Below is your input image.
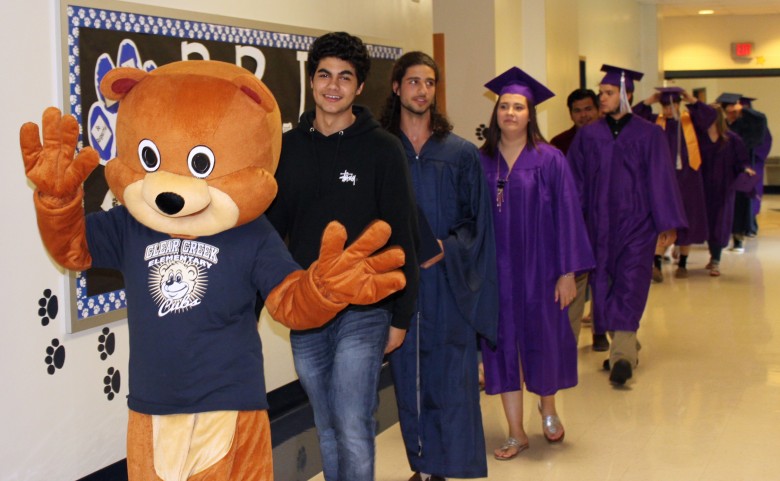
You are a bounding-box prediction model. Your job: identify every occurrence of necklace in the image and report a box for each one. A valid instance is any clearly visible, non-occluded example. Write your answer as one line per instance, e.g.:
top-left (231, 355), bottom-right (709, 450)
top-left (496, 153), bottom-right (510, 212)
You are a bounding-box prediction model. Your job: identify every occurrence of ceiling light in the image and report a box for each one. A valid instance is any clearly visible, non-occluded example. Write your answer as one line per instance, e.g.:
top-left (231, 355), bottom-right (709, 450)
top-left (699, 9), bottom-right (715, 15)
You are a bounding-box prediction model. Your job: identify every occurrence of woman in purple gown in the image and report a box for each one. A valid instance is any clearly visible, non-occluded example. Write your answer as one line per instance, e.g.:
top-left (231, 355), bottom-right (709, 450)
top-left (478, 68), bottom-right (594, 460)
top-left (700, 105), bottom-right (752, 276)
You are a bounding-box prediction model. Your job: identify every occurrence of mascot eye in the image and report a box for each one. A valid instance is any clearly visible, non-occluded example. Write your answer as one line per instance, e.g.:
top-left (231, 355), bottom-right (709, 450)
top-left (138, 139), bottom-right (161, 172)
top-left (188, 146), bottom-right (215, 179)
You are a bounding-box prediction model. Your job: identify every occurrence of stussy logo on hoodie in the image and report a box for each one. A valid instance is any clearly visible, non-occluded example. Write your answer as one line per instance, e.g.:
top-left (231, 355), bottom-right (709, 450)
top-left (339, 170), bottom-right (357, 185)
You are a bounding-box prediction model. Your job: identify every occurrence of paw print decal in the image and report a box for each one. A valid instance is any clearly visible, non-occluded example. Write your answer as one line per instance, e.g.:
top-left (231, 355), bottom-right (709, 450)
top-left (103, 367), bottom-right (121, 400)
top-left (97, 327), bottom-right (115, 360)
top-left (45, 339), bottom-right (65, 375)
top-left (296, 445), bottom-right (307, 472)
top-left (475, 123), bottom-right (488, 141)
top-left (37, 289), bottom-right (59, 326)
top-left (88, 38), bottom-right (157, 164)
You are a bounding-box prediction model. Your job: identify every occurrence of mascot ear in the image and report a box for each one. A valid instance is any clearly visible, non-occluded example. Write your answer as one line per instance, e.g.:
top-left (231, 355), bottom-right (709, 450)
top-left (232, 74), bottom-right (278, 113)
top-left (100, 67), bottom-right (149, 101)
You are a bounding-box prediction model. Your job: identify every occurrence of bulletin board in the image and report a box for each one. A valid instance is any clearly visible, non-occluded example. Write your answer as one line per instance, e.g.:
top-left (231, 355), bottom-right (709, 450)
top-left (59, 0), bottom-right (402, 332)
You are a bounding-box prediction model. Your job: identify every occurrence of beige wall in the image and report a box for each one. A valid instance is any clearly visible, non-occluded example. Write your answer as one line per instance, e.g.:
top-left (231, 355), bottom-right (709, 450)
top-left (659, 14), bottom-right (780, 157)
top-left (545, 0), bottom-right (580, 139)
top-left (660, 14), bottom-right (780, 70)
top-left (433, 0), bottom-right (496, 140)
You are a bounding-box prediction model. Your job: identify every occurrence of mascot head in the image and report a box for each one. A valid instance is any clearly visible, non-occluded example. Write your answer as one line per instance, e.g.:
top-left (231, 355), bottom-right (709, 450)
top-left (100, 60), bottom-right (282, 238)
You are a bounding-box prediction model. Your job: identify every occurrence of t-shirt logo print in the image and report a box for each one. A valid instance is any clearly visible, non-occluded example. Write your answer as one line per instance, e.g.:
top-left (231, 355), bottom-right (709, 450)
top-left (339, 170), bottom-right (357, 185)
top-left (145, 239), bottom-right (218, 317)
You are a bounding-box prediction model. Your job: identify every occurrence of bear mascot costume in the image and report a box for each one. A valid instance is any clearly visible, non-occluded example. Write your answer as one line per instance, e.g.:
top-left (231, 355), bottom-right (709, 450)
top-left (20, 60), bottom-right (406, 481)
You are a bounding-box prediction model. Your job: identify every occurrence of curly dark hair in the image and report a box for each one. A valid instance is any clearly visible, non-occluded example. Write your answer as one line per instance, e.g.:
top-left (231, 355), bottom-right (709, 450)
top-left (307, 32), bottom-right (371, 85)
top-left (379, 51), bottom-right (453, 139)
top-left (480, 95), bottom-right (547, 157)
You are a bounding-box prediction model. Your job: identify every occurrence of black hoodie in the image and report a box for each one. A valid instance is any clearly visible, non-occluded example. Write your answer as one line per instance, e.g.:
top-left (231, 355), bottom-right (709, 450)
top-left (267, 105), bottom-right (420, 330)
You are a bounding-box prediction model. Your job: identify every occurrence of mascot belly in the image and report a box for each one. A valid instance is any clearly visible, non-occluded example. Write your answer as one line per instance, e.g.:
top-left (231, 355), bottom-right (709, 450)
top-left (20, 60), bottom-right (407, 481)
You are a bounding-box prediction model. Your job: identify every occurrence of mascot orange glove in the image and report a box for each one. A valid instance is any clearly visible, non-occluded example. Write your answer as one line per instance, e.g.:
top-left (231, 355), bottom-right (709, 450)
top-left (266, 220), bottom-right (406, 328)
top-left (20, 108), bottom-right (99, 271)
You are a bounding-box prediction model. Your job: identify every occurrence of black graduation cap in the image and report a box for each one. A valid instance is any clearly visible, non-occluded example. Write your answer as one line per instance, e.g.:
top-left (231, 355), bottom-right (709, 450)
top-left (484, 67), bottom-right (555, 105)
top-left (600, 64), bottom-right (644, 92)
top-left (739, 96), bottom-right (756, 108)
top-left (716, 92), bottom-right (742, 105)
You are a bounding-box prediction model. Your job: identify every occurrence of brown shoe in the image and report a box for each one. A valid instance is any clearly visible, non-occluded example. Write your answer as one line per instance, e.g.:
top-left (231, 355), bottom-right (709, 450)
top-left (652, 266), bottom-right (663, 282)
top-left (674, 267), bottom-right (688, 279)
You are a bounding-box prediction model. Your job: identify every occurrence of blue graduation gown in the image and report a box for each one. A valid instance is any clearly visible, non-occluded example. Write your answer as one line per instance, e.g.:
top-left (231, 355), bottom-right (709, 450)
top-left (567, 115), bottom-right (687, 333)
top-left (389, 132), bottom-right (498, 478)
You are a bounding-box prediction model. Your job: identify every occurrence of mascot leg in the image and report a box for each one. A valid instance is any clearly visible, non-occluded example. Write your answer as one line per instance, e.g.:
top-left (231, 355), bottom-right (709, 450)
top-left (127, 410), bottom-right (273, 481)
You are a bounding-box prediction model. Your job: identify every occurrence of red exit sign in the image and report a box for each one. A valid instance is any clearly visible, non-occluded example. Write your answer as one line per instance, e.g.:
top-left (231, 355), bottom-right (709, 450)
top-left (732, 42), bottom-right (753, 58)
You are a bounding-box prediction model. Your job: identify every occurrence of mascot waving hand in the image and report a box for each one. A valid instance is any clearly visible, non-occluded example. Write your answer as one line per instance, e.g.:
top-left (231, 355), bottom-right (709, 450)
top-left (20, 60), bottom-right (406, 481)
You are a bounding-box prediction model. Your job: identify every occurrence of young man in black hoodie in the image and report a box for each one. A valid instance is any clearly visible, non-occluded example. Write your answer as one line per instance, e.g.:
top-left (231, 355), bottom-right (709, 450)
top-left (266, 32), bottom-right (419, 481)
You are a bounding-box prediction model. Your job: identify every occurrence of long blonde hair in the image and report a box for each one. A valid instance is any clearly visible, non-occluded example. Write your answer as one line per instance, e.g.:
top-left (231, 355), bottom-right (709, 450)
top-left (711, 104), bottom-right (730, 143)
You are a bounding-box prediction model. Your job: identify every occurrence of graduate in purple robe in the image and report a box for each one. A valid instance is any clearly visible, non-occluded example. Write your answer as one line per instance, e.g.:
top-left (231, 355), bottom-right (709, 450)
top-left (740, 97), bottom-right (772, 227)
top-left (699, 105), bottom-right (751, 276)
top-left (478, 67), bottom-right (594, 460)
top-left (633, 87), bottom-right (715, 278)
top-left (381, 52), bottom-right (498, 481)
top-left (717, 92), bottom-right (770, 250)
top-left (567, 65), bottom-right (687, 386)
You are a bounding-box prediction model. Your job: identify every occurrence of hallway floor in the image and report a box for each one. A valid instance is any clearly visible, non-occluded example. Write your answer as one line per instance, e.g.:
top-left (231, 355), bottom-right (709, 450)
top-left (308, 195), bottom-right (780, 481)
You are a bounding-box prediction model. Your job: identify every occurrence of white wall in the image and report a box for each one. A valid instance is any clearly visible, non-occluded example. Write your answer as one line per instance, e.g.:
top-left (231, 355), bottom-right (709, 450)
top-left (0, 1), bottom-right (432, 479)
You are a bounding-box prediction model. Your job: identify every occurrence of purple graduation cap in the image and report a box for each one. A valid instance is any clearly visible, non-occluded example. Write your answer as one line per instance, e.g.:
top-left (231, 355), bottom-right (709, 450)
top-left (656, 86), bottom-right (684, 105)
top-left (484, 67), bottom-right (555, 105)
top-left (600, 64), bottom-right (644, 92)
top-left (716, 92), bottom-right (742, 105)
top-left (600, 64), bottom-right (644, 114)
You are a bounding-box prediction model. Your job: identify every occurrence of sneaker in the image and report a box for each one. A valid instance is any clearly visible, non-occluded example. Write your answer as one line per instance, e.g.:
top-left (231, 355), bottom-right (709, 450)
top-left (674, 267), bottom-right (688, 279)
top-left (731, 241), bottom-right (745, 253)
top-left (652, 266), bottom-right (663, 282)
top-left (709, 263), bottom-right (721, 277)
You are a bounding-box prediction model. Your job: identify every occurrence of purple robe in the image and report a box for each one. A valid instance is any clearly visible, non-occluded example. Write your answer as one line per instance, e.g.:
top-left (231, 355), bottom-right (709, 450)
top-left (633, 102), bottom-right (715, 244)
top-left (700, 131), bottom-right (749, 247)
top-left (753, 128), bottom-right (772, 215)
top-left (567, 116), bottom-right (687, 334)
top-left (729, 108), bottom-right (769, 233)
top-left (479, 143), bottom-right (594, 396)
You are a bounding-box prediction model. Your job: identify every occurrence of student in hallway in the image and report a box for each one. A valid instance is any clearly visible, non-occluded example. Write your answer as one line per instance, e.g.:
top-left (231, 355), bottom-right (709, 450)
top-left (567, 65), bottom-right (686, 386)
top-left (479, 67), bottom-right (594, 459)
top-left (381, 51), bottom-right (498, 481)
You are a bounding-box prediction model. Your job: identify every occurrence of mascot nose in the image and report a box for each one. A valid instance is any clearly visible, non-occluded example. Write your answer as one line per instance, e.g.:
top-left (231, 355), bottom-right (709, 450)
top-left (156, 192), bottom-right (186, 215)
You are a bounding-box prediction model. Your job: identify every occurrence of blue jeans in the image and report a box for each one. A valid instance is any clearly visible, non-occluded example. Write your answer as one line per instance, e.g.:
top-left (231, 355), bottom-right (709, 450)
top-left (291, 308), bottom-right (391, 481)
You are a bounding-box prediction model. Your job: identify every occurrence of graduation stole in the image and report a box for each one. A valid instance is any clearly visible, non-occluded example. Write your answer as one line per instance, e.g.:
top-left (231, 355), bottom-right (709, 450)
top-left (656, 112), bottom-right (702, 170)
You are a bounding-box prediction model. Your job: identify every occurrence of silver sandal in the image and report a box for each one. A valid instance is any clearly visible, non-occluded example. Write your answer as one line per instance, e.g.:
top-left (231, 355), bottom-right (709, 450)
top-left (494, 436), bottom-right (529, 460)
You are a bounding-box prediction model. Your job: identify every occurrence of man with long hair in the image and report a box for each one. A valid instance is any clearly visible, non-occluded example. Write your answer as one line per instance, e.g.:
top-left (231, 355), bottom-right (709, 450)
top-left (380, 51), bottom-right (497, 481)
